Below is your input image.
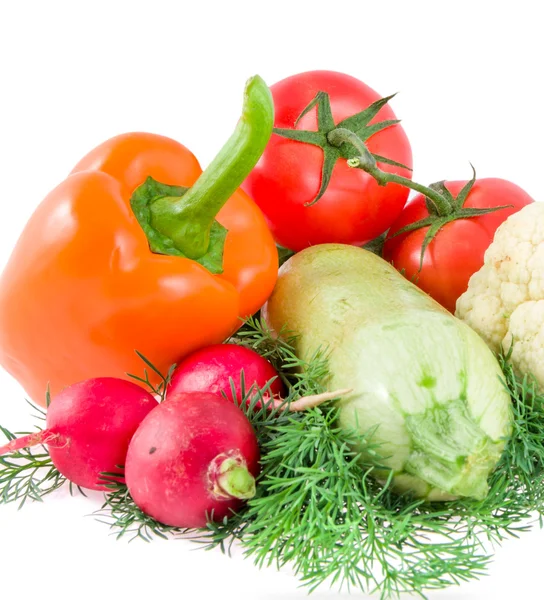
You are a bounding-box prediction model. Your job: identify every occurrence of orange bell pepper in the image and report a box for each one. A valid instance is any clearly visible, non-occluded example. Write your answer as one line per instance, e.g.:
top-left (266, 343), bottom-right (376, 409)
top-left (0, 76), bottom-right (278, 406)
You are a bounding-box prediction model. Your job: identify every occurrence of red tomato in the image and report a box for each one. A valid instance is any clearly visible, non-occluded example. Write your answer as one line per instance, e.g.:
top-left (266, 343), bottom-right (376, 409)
top-left (243, 70), bottom-right (413, 251)
top-left (383, 178), bottom-right (534, 313)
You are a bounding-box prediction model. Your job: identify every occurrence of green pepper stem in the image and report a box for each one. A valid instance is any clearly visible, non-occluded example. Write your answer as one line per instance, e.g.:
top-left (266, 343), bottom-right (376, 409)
top-left (149, 75), bottom-right (274, 259)
top-left (327, 127), bottom-right (454, 216)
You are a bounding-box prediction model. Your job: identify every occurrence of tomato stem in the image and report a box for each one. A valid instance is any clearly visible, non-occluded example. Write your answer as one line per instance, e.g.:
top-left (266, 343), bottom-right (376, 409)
top-left (332, 128), bottom-right (514, 222)
top-left (148, 75), bottom-right (274, 260)
top-left (328, 128), bottom-right (453, 216)
top-left (328, 127), bottom-right (513, 269)
top-left (272, 91), bottom-right (408, 206)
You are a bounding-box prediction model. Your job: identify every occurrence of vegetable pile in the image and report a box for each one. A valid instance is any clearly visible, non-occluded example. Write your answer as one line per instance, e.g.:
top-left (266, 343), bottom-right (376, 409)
top-left (0, 69), bottom-right (543, 599)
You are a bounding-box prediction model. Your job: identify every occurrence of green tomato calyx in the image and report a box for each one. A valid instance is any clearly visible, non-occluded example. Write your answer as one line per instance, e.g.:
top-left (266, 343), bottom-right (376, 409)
top-left (272, 90), bottom-right (409, 206)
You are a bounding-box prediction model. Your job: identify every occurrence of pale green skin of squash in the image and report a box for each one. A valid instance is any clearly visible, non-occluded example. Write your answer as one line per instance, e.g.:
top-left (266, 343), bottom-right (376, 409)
top-left (262, 244), bottom-right (513, 501)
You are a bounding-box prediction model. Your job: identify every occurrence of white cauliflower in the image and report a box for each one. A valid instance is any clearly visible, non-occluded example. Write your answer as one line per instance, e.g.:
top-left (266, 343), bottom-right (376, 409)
top-left (456, 202), bottom-right (544, 389)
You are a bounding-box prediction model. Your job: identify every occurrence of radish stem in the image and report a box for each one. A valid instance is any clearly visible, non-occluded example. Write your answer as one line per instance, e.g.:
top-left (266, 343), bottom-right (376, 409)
top-left (0, 430), bottom-right (61, 456)
top-left (272, 388), bottom-right (353, 412)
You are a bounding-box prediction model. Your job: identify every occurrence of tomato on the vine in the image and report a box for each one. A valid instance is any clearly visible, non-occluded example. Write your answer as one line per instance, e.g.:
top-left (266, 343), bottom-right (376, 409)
top-left (243, 70), bottom-right (413, 252)
top-left (383, 178), bottom-right (534, 313)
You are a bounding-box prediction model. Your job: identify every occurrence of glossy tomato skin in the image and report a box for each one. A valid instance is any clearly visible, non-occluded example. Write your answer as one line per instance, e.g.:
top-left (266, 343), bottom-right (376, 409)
top-left (243, 71), bottom-right (413, 252)
top-left (383, 178), bottom-right (534, 313)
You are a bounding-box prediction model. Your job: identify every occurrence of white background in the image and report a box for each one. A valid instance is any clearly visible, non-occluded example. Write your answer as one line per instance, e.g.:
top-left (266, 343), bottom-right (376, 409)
top-left (0, 1), bottom-right (542, 598)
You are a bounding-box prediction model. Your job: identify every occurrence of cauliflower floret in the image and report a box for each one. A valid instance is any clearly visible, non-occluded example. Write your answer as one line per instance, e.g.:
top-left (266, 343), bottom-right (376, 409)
top-left (456, 202), bottom-right (544, 389)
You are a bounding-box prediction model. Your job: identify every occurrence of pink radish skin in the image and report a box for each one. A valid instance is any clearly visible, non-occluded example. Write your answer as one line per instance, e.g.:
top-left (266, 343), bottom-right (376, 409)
top-left (0, 378), bottom-right (158, 490)
top-left (125, 391), bottom-right (260, 528)
top-left (168, 343), bottom-right (284, 405)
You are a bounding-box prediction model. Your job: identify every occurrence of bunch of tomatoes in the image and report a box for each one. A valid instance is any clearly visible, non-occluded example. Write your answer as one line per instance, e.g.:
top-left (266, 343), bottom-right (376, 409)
top-left (243, 70), bottom-right (533, 313)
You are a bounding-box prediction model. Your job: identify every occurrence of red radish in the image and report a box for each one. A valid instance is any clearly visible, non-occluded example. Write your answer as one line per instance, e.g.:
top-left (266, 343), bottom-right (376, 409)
top-left (125, 391), bottom-right (260, 528)
top-left (168, 343), bottom-right (284, 405)
top-left (168, 343), bottom-right (352, 413)
top-left (0, 377), bottom-right (158, 490)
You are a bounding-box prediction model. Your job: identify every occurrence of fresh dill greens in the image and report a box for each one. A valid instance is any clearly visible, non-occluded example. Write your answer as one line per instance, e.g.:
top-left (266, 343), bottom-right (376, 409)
top-left (0, 397), bottom-right (67, 507)
top-left (127, 350), bottom-right (176, 401)
top-left (230, 314), bottom-right (329, 397)
top-left (24, 398), bottom-right (47, 422)
top-left (201, 393), bottom-right (493, 598)
top-left (0, 424), bottom-right (66, 508)
top-left (94, 317), bottom-right (544, 598)
top-left (5, 315), bottom-right (544, 598)
top-left (95, 474), bottom-right (190, 542)
top-left (204, 322), bottom-right (544, 598)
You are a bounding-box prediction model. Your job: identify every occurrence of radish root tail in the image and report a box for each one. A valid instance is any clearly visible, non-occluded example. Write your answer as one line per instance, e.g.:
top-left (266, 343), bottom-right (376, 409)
top-left (272, 388), bottom-right (353, 412)
top-left (0, 429), bottom-right (61, 456)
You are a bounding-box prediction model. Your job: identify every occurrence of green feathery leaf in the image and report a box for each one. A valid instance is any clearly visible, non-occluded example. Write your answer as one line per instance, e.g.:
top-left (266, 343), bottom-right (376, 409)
top-left (0, 425), bottom-right (66, 508)
top-left (97, 317), bottom-right (544, 598)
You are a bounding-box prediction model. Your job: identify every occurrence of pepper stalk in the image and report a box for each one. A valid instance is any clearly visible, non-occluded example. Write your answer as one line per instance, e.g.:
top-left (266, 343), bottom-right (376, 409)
top-left (131, 75), bottom-right (274, 274)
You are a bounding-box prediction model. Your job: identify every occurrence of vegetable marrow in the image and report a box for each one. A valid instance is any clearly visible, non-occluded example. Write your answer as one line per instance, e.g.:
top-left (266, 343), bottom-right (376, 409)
top-left (263, 243), bottom-right (512, 500)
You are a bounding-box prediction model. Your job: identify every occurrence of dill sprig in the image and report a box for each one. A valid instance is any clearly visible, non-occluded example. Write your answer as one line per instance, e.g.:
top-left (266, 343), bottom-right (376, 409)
top-left (203, 402), bottom-right (493, 598)
top-left (0, 395), bottom-right (67, 507)
top-left (127, 350), bottom-right (176, 401)
top-left (95, 474), bottom-right (190, 542)
top-left (231, 314), bottom-right (329, 397)
top-left (0, 424), bottom-right (66, 508)
top-left (96, 317), bottom-right (544, 598)
top-left (205, 319), bottom-right (544, 598)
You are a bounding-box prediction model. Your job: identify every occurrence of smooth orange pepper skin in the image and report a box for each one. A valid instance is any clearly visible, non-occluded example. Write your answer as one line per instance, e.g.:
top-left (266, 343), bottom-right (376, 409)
top-left (0, 133), bottom-right (278, 406)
